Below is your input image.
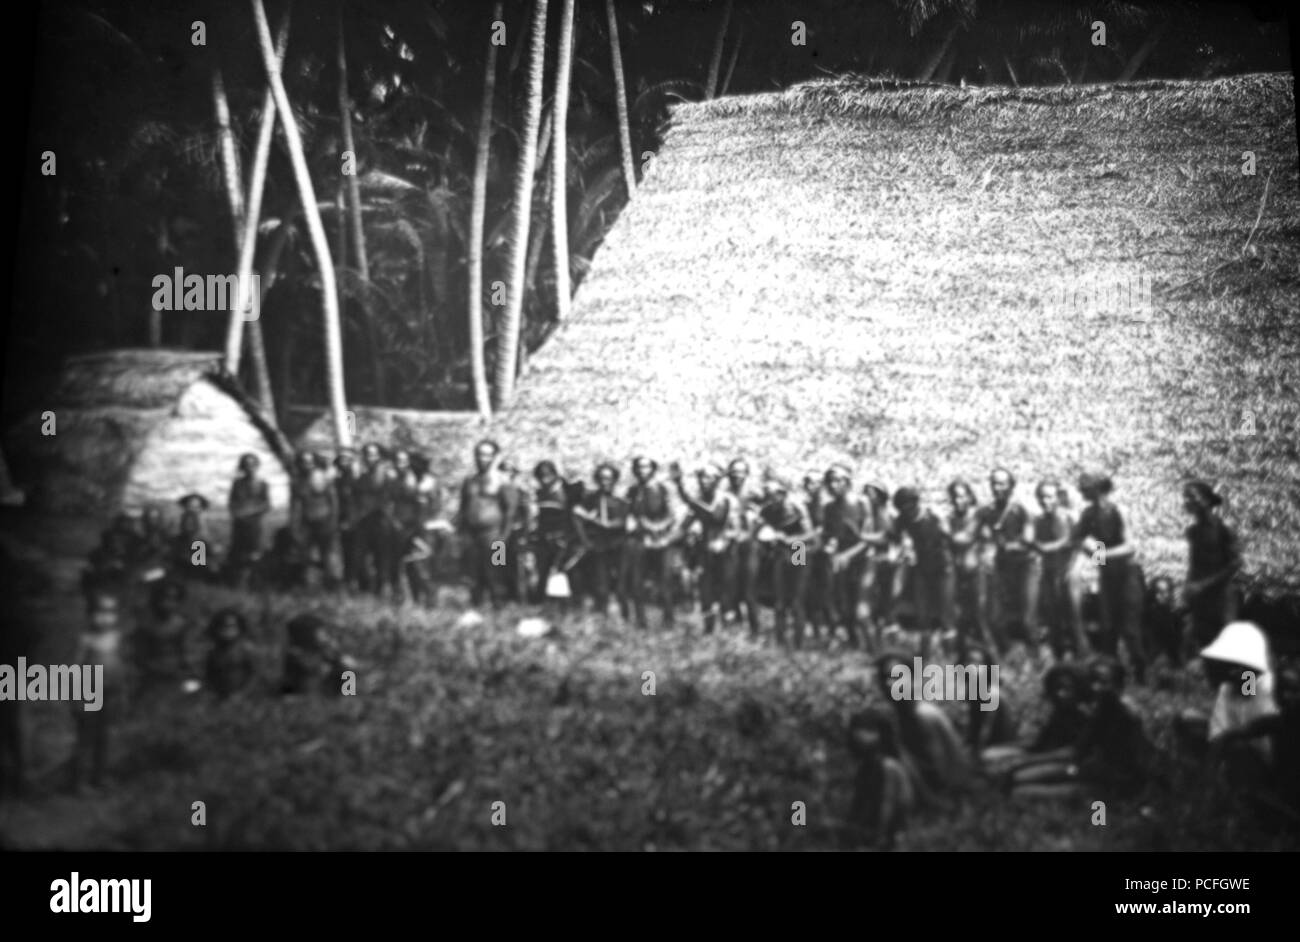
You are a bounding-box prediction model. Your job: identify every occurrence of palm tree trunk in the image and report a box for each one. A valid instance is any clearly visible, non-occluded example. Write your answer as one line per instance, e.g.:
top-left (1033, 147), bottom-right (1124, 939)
top-left (720, 26), bottom-right (742, 96)
top-left (427, 196), bottom-right (449, 358)
top-left (1003, 54), bottom-right (1019, 87)
top-left (606, 0), bottom-right (635, 198)
top-left (704, 0), bottom-right (732, 99)
top-left (250, 0), bottom-right (351, 447)
top-left (524, 106), bottom-right (554, 295)
top-left (212, 66), bottom-right (246, 375)
top-left (469, 2), bottom-right (505, 417)
top-left (495, 0), bottom-right (548, 409)
top-left (552, 0), bottom-right (575, 323)
top-left (335, 184), bottom-right (347, 315)
top-left (337, 0), bottom-right (385, 403)
top-left (261, 218), bottom-right (295, 425)
top-left (261, 217), bottom-right (295, 292)
top-left (917, 22), bottom-right (960, 81)
top-left (212, 68), bottom-right (245, 242)
top-left (241, 60), bottom-right (283, 424)
top-left (525, 158), bottom-right (552, 295)
top-left (220, 13), bottom-right (287, 425)
top-left (1118, 24), bottom-right (1165, 81)
top-left (211, 64), bottom-right (275, 422)
top-left (519, 114), bottom-right (555, 387)
top-left (245, 308), bottom-right (276, 419)
top-left (933, 42), bottom-right (959, 84)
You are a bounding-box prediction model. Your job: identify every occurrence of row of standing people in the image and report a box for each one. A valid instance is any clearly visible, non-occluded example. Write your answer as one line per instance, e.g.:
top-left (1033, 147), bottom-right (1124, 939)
top-left (311, 442), bottom-right (1240, 677)
top-left (83, 442), bottom-right (1242, 683)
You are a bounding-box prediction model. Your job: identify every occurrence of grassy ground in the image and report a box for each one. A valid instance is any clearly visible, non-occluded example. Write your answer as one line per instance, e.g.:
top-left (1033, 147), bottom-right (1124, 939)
top-left (1, 512), bottom-right (1295, 851)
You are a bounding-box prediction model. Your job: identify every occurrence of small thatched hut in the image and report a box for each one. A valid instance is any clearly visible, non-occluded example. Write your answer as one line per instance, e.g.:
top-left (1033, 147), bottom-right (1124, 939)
top-left (5, 349), bottom-right (291, 523)
top-left (476, 73), bottom-right (1300, 599)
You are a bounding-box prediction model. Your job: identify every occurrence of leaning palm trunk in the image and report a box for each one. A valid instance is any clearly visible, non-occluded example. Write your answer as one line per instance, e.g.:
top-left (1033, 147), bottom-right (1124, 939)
top-left (220, 14), bottom-right (288, 425)
top-left (251, 0), bottom-right (351, 447)
top-left (212, 68), bottom-right (246, 246)
top-left (495, 0), bottom-right (549, 409)
top-left (467, 1), bottom-right (503, 418)
top-left (606, 0), bottom-right (635, 197)
top-left (704, 0), bottom-right (732, 99)
top-left (917, 22), bottom-right (960, 81)
top-left (240, 68), bottom-right (280, 423)
top-left (1003, 55), bottom-right (1019, 87)
top-left (720, 26), bottom-right (742, 96)
top-left (335, 185), bottom-right (347, 316)
top-left (1118, 24), bottom-right (1165, 81)
top-left (933, 42), bottom-right (959, 84)
top-left (551, 0), bottom-right (576, 323)
top-left (525, 145), bottom-right (553, 295)
top-left (337, 1), bottom-right (385, 403)
top-left (212, 65), bottom-right (247, 348)
top-left (521, 110), bottom-right (556, 378)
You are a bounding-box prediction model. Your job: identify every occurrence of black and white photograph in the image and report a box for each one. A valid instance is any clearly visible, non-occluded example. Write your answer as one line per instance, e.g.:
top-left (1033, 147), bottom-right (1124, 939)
top-left (1, 0), bottom-right (1297, 875)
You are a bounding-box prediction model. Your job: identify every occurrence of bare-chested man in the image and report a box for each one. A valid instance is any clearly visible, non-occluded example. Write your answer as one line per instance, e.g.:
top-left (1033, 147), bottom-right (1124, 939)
top-left (757, 473), bottom-right (817, 646)
top-left (725, 458), bottom-right (765, 638)
top-left (624, 457), bottom-right (678, 631)
top-left (572, 462), bottom-right (631, 619)
top-left (291, 450), bottom-right (339, 587)
top-left (456, 440), bottom-right (518, 608)
top-left (353, 443), bottom-right (394, 595)
top-left (670, 462), bottom-right (739, 635)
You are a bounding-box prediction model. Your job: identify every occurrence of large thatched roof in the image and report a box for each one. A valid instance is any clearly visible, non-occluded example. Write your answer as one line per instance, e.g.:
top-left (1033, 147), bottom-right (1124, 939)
top-left (473, 73), bottom-right (1300, 597)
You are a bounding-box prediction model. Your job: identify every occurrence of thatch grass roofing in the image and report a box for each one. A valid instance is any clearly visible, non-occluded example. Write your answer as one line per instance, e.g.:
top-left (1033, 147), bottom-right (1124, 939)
top-left (6, 349), bottom-right (292, 517)
top-left (476, 75), bottom-right (1298, 596)
top-left (52, 349), bottom-right (222, 410)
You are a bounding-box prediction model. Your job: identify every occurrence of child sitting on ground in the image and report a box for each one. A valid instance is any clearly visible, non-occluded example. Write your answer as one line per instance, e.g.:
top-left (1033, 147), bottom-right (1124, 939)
top-left (204, 608), bottom-right (258, 700)
top-left (136, 505), bottom-right (171, 575)
top-left (843, 707), bottom-right (915, 850)
top-left (281, 614), bottom-right (356, 696)
top-left (981, 662), bottom-right (1091, 775)
top-left (133, 579), bottom-right (198, 699)
top-left (1143, 575), bottom-right (1185, 668)
top-left (875, 649), bottom-right (974, 805)
top-left (83, 526), bottom-right (136, 603)
top-left (173, 493), bottom-right (211, 577)
top-left (962, 642), bottom-right (1019, 756)
top-left (1009, 656), bottom-right (1151, 799)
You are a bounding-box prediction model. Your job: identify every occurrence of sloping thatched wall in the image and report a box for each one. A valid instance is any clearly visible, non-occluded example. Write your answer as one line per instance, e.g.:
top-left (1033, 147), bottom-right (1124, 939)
top-left (6, 349), bottom-right (290, 526)
top-left (482, 73), bottom-right (1300, 597)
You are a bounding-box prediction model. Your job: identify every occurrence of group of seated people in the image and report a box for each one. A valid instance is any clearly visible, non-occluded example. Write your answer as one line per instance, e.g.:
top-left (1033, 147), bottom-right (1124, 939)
top-left (845, 625), bottom-right (1299, 849)
top-left (46, 576), bottom-right (356, 793)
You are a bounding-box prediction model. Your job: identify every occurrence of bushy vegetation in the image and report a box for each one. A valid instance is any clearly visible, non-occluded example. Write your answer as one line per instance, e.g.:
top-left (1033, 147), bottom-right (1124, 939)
top-left (4, 570), bottom-right (1295, 851)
